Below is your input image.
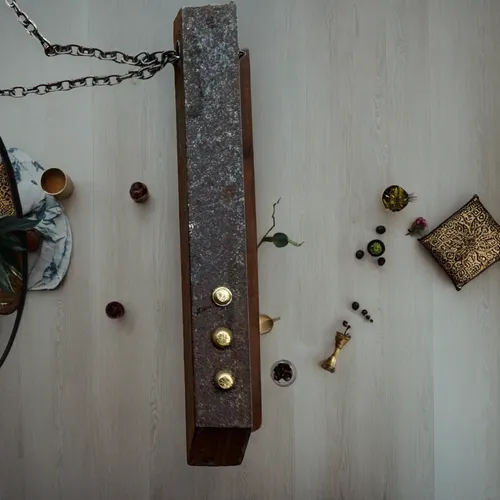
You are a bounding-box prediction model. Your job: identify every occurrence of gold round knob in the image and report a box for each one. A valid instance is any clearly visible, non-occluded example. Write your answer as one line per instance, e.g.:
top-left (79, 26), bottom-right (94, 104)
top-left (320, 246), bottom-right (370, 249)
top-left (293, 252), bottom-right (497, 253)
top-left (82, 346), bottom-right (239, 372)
top-left (212, 286), bottom-right (233, 307)
top-left (211, 327), bottom-right (233, 349)
top-left (215, 370), bottom-right (235, 390)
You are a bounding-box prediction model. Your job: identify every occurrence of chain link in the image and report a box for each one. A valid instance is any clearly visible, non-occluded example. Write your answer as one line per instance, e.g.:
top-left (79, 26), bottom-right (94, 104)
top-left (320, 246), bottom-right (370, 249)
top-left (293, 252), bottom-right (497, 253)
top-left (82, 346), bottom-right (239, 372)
top-left (1, 0), bottom-right (179, 97)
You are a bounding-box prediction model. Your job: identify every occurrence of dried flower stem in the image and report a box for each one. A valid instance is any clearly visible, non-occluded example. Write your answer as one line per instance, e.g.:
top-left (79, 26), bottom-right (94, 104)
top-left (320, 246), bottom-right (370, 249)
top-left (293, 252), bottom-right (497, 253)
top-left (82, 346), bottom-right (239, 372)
top-left (258, 198), bottom-right (281, 248)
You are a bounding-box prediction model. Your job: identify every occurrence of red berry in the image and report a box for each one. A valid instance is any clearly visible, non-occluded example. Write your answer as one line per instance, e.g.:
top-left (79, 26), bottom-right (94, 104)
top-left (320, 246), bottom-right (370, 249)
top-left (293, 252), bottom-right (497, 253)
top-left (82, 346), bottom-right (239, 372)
top-left (26, 230), bottom-right (40, 252)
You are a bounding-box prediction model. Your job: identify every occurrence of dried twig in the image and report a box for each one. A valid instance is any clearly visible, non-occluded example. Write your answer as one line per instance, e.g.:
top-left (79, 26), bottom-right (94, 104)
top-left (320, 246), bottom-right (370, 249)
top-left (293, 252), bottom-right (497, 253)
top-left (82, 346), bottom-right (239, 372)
top-left (258, 198), bottom-right (281, 248)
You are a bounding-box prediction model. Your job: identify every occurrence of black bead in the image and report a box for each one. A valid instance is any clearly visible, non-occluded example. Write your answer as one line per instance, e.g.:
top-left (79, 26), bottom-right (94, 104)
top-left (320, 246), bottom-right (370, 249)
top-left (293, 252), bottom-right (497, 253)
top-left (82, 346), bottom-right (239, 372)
top-left (370, 319), bottom-right (374, 323)
top-left (376, 225), bottom-right (386, 234)
top-left (365, 315), bottom-right (371, 320)
top-left (352, 302), bottom-right (360, 311)
top-left (342, 320), bottom-right (348, 327)
top-left (378, 257), bottom-right (386, 266)
top-left (361, 309), bottom-right (368, 316)
top-left (355, 250), bottom-right (365, 260)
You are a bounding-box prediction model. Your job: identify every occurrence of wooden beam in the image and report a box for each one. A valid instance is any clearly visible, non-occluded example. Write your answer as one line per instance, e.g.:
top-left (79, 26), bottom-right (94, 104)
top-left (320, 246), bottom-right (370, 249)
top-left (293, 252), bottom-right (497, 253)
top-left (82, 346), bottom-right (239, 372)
top-left (240, 51), bottom-right (262, 432)
top-left (174, 3), bottom-right (260, 466)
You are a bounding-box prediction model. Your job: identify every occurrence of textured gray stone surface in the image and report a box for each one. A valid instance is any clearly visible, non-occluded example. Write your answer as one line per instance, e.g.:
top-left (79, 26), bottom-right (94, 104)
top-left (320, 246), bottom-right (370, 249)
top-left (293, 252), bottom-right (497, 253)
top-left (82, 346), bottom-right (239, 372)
top-left (178, 3), bottom-right (251, 429)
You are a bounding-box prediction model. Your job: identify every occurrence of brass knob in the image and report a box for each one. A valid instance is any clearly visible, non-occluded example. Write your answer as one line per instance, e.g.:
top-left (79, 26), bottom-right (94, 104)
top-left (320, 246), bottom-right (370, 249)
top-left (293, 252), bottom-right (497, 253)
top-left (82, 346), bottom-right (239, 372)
top-left (212, 286), bottom-right (233, 307)
top-left (259, 314), bottom-right (281, 335)
top-left (215, 370), bottom-right (235, 390)
top-left (211, 327), bottom-right (233, 349)
top-left (129, 182), bottom-right (149, 203)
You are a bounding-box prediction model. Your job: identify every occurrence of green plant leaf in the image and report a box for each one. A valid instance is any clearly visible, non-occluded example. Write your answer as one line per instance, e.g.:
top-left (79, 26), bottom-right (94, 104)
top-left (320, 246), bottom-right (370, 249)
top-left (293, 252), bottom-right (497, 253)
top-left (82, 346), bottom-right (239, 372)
top-left (272, 232), bottom-right (289, 248)
top-left (0, 255), bottom-right (15, 294)
top-left (0, 247), bottom-right (21, 275)
top-left (0, 233), bottom-right (25, 252)
top-left (0, 216), bottom-right (37, 235)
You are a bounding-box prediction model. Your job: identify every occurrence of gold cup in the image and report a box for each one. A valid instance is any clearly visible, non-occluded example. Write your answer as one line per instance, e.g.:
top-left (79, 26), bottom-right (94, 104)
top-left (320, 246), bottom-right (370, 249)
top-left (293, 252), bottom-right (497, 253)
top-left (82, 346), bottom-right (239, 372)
top-left (321, 331), bottom-right (351, 373)
top-left (40, 168), bottom-right (74, 200)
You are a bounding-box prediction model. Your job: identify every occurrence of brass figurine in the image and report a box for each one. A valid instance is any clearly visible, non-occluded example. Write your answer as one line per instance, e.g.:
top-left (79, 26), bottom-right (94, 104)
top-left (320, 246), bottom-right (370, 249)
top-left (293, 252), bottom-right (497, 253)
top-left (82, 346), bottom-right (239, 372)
top-left (321, 322), bottom-right (352, 373)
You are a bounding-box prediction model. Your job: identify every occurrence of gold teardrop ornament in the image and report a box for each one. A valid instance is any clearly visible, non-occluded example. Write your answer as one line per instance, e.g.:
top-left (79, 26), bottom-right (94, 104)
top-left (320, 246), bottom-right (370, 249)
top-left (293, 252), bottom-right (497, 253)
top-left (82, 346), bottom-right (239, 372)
top-left (259, 315), bottom-right (281, 335)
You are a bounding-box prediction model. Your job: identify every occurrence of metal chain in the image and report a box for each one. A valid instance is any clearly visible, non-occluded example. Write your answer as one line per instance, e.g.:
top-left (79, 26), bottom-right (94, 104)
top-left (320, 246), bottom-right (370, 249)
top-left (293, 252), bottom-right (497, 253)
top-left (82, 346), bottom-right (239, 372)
top-left (1, 0), bottom-right (179, 97)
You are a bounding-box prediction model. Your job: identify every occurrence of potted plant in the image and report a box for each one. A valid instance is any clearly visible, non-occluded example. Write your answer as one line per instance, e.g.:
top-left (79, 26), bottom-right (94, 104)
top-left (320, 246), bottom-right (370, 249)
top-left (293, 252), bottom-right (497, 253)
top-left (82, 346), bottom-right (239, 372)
top-left (0, 215), bottom-right (38, 294)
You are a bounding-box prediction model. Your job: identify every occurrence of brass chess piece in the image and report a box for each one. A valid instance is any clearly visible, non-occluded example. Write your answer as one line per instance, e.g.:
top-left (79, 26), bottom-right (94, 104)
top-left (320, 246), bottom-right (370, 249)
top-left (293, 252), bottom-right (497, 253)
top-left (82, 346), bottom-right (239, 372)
top-left (321, 322), bottom-right (352, 373)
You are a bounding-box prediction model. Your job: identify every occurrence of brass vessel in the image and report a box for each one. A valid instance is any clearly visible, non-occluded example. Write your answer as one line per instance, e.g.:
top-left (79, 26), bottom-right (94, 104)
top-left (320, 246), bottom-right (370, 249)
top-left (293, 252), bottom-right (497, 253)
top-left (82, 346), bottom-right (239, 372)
top-left (321, 325), bottom-right (352, 373)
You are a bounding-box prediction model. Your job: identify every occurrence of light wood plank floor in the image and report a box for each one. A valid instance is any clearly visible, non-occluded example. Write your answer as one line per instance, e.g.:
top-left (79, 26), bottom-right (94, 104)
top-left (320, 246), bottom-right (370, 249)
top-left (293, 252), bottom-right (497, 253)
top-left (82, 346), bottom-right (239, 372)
top-left (0, 0), bottom-right (499, 499)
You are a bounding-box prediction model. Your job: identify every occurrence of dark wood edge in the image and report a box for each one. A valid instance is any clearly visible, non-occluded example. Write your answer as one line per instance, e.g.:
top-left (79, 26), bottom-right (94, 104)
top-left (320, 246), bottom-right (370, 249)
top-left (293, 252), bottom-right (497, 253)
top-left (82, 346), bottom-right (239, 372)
top-left (240, 51), bottom-right (262, 432)
top-left (173, 11), bottom-right (196, 459)
top-left (188, 427), bottom-right (251, 467)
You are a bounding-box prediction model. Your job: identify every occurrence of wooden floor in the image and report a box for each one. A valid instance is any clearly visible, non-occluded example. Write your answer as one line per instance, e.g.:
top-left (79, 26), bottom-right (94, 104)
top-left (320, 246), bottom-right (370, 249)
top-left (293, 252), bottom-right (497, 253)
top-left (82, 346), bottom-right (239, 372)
top-left (1, 0), bottom-right (500, 499)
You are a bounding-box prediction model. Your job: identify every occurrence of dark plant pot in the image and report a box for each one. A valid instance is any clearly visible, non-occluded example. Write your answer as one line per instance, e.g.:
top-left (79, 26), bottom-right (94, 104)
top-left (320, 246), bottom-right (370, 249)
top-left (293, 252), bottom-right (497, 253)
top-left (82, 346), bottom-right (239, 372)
top-left (367, 239), bottom-right (386, 257)
top-left (129, 182), bottom-right (149, 203)
top-left (106, 301), bottom-right (125, 319)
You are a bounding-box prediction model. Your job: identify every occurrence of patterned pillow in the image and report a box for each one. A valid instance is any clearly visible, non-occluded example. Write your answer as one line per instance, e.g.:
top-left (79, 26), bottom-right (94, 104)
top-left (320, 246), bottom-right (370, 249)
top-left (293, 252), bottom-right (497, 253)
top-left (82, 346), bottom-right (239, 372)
top-left (419, 195), bottom-right (500, 290)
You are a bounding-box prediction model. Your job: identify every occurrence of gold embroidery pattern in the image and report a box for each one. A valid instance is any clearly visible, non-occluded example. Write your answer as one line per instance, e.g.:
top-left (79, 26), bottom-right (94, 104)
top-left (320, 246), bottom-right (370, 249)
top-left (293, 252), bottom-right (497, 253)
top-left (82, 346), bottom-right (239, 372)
top-left (0, 160), bottom-right (21, 314)
top-left (0, 162), bottom-right (15, 217)
top-left (420, 196), bottom-right (500, 290)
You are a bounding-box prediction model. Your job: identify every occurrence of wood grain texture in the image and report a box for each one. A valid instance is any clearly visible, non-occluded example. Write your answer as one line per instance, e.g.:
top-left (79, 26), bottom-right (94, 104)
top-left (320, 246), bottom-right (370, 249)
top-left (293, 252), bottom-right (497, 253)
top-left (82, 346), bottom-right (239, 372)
top-left (0, 0), bottom-right (498, 498)
top-left (240, 51), bottom-right (262, 433)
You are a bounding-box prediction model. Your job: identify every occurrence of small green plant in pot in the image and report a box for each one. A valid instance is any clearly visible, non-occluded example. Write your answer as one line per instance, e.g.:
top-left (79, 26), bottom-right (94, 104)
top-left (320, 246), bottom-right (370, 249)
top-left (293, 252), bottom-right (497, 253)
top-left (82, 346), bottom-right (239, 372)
top-left (0, 216), bottom-right (38, 294)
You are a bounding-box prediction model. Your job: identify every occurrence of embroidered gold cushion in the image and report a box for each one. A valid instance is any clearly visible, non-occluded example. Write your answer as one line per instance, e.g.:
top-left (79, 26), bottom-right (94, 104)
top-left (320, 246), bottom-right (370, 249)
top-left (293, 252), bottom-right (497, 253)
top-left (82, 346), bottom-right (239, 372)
top-left (0, 139), bottom-right (22, 315)
top-left (419, 195), bottom-right (500, 290)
